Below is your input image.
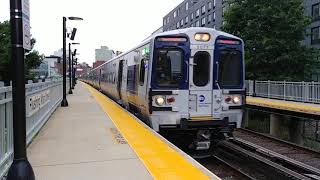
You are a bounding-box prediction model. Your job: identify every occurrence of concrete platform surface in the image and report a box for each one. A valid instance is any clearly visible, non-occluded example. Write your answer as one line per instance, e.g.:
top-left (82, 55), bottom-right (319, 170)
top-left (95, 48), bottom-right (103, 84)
top-left (27, 84), bottom-right (152, 180)
top-left (28, 83), bottom-right (220, 180)
top-left (246, 96), bottom-right (320, 115)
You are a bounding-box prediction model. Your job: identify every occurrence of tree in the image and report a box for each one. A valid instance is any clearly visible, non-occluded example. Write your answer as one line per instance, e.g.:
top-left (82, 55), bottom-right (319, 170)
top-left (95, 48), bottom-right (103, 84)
top-left (223, 0), bottom-right (320, 81)
top-left (0, 20), bottom-right (44, 83)
top-left (0, 21), bottom-right (11, 81)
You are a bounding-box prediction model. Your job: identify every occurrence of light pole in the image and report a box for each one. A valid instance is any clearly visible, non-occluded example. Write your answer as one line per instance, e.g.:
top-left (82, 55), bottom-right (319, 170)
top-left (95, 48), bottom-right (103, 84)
top-left (61, 16), bottom-right (83, 106)
top-left (71, 43), bottom-right (80, 89)
top-left (7, 0), bottom-right (35, 179)
top-left (68, 42), bottom-right (73, 94)
top-left (73, 58), bottom-right (78, 86)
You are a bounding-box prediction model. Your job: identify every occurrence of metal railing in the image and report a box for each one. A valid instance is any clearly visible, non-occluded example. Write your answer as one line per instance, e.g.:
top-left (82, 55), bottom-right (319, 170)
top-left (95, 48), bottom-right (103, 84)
top-left (246, 80), bottom-right (320, 104)
top-left (0, 79), bottom-right (66, 179)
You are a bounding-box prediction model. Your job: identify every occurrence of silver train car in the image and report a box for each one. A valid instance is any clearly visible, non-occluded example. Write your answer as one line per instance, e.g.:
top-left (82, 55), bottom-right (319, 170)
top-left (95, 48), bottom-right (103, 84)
top-left (83, 27), bottom-right (245, 150)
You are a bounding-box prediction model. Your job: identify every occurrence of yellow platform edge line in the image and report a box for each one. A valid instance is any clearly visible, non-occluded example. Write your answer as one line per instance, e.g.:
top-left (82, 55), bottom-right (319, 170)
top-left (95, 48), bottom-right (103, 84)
top-left (83, 83), bottom-right (218, 180)
top-left (246, 97), bottom-right (320, 114)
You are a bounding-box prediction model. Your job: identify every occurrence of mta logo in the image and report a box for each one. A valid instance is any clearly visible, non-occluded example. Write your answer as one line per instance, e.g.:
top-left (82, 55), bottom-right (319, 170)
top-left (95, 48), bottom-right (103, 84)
top-left (199, 95), bottom-right (205, 102)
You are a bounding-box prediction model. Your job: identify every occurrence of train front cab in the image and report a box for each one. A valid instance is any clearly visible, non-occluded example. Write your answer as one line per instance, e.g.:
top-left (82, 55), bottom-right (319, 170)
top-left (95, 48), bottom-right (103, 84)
top-left (149, 29), bottom-right (245, 149)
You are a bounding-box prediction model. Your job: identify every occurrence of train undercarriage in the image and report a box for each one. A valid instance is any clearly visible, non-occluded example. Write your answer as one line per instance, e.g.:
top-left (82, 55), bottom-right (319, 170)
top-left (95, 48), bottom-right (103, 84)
top-left (159, 118), bottom-right (237, 158)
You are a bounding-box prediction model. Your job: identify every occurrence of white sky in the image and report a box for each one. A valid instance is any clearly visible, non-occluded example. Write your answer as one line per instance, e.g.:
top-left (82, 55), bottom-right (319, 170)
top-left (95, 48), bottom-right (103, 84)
top-left (0, 0), bottom-right (182, 65)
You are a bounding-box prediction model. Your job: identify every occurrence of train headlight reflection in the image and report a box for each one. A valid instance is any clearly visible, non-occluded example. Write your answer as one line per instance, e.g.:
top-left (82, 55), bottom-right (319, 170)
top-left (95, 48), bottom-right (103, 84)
top-left (194, 33), bottom-right (211, 42)
top-left (155, 96), bottom-right (165, 106)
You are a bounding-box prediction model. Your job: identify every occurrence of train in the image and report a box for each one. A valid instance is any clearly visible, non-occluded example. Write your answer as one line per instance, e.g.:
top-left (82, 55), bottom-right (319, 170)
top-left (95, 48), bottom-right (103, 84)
top-left (83, 27), bottom-right (245, 151)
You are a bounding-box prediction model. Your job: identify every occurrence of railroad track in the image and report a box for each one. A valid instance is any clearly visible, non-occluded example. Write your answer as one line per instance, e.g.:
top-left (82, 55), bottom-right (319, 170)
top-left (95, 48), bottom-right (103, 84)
top-left (201, 129), bottom-right (320, 180)
top-left (234, 128), bottom-right (320, 170)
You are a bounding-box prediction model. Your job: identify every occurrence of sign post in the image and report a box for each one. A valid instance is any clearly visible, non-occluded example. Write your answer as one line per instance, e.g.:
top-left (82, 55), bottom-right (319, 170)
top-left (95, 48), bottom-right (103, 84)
top-left (22, 0), bottom-right (31, 50)
top-left (7, 0), bottom-right (35, 179)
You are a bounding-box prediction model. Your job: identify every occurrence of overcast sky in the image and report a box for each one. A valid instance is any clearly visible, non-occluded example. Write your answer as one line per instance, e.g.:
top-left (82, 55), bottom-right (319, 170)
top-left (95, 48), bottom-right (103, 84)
top-left (0, 0), bottom-right (182, 65)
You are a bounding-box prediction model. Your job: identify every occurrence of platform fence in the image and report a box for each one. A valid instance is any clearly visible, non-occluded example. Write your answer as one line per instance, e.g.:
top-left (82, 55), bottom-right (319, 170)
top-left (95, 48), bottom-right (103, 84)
top-left (246, 80), bottom-right (320, 104)
top-left (0, 79), bottom-right (67, 179)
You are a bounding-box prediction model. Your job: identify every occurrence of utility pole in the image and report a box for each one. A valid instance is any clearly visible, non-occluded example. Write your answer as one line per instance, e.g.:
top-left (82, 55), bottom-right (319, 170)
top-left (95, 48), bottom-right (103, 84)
top-left (7, 0), bottom-right (35, 179)
top-left (61, 17), bottom-right (68, 106)
top-left (68, 43), bottom-right (73, 94)
top-left (71, 52), bottom-right (75, 89)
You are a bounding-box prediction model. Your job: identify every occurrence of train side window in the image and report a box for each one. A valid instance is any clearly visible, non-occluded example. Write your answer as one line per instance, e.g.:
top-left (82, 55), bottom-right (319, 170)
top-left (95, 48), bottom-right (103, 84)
top-left (139, 59), bottom-right (145, 86)
top-left (193, 51), bottom-right (210, 86)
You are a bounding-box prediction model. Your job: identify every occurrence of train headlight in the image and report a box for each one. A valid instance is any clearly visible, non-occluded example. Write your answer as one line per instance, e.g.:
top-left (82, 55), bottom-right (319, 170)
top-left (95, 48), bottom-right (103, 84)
top-left (233, 96), bottom-right (241, 104)
top-left (155, 96), bottom-right (165, 106)
top-left (194, 33), bottom-right (211, 42)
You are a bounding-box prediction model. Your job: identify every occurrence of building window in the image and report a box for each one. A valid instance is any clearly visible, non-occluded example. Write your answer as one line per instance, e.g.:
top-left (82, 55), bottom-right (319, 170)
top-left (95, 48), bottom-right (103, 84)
top-left (178, 8), bottom-right (181, 17)
top-left (176, 22), bottom-right (179, 28)
top-left (167, 17), bottom-right (170, 23)
top-left (196, 9), bottom-right (200, 17)
top-left (174, 11), bottom-right (177, 18)
top-left (313, 3), bottom-right (320, 21)
top-left (164, 19), bottom-right (166, 25)
top-left (213, 24), bottom-right (216, 29)
top-left (196, 20), bottom-right (200, 27)
top-left (201, 5), bottom-right (206, 14)
top-left (193, 52), bottom-right (210, 87)
top-left (186, 2), bottom-right (189, 11)
top-left (213, 12), bottom-right (216, 21)
top-left (191, 13), bottom-right (194, 20)
top-left (312, 27), bottom-right (320, 44)
top-left (180, 19), bottom-right (184, 26)
top-left (191, 23), bottom-right (194, 27)
top-left (208, 14), bottom-right (212, 23)
top-left (201, 17), bottom-right (206, 26)
top-left (185, 16), bottom-right (189, 24)
top-left (214, 0), bottom-right (216, 7)
top-left (208, 1), bottom-right (212, 11)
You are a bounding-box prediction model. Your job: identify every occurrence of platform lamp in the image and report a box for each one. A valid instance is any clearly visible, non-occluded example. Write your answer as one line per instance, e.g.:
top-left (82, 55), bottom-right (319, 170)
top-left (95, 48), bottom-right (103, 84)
top-left (68, 29), bottom-right (78, 94)
top-left (61, 16), bottom-right (83, 106)
top-left (74, 58), bottom-right (79, 85)
top-left (71, 43), bottom-right (80, 89)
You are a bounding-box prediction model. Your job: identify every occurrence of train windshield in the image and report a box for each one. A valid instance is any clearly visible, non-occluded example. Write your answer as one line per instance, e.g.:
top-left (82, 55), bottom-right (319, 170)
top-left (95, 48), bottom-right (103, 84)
top-left (155, 49), bottom-right (183, 87)
top-left (218, 50), bottom-right (242, 87)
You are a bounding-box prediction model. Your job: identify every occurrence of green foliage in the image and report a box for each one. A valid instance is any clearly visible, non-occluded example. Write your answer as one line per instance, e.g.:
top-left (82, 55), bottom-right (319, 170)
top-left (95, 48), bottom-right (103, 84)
top-left (0, 21), bottom-right (11, 81)
top-left (223, 0), bottom-right (320, 81)
top-left (25, 50), bottom-right (45, 80)
top-left (0, 20), bottom-right (44, 82)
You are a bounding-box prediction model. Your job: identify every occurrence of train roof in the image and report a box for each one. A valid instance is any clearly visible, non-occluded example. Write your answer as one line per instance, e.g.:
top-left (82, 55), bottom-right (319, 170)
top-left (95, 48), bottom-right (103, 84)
top-left (152, 27), bottom-right (241, 41)
top-left (91, 27), bottom-right (242, 71)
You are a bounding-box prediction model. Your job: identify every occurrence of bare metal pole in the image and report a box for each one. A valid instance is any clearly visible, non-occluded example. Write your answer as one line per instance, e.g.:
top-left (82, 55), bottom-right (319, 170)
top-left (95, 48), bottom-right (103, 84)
top-left (68, 43), bottom-right (73, 94)
top-left (7, 0), bottom-right (35, 179)
top-left (61, 17), bottom-right (68, 106)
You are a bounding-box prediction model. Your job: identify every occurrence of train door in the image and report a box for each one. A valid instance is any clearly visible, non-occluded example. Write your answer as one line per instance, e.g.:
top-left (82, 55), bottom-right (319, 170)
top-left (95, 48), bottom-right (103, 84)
top-left (188, 49), bottom-right (213, 119)
top-left (98, 69), bottom-right (102, 90)
top-left (117, 60), bottom-right (124, 99)
top-left (137, 57), bottom-right (149, 114)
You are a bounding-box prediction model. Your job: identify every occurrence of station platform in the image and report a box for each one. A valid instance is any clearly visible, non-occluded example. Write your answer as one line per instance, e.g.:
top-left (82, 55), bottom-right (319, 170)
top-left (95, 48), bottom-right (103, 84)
top-left (246, 96), bottom-right (320, 116)
top-left (27, 82), bottom-right (219, 180)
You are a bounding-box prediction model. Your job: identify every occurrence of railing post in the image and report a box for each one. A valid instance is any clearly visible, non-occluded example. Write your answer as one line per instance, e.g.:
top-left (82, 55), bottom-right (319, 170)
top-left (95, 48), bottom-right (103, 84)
top-left (283, 81), bottom-right (286, 100)
top-left (302, 81), bottom-right (306, 102)
top-left (268, 80), bottom-right (271, 98)
top-left (312, 81), bottom-right (315, 103)
top-left (252, 80), bottom-right (256, 97)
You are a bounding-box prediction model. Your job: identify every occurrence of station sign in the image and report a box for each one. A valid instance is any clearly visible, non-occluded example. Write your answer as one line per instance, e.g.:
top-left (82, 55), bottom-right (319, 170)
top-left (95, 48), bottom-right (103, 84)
top-left (27, 90), bottom-right (50, 117)
top-left (22, 0), bottom-right (31, 50)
